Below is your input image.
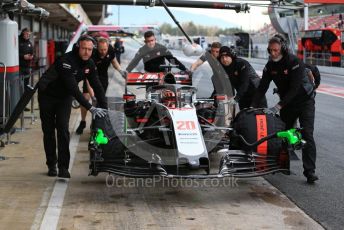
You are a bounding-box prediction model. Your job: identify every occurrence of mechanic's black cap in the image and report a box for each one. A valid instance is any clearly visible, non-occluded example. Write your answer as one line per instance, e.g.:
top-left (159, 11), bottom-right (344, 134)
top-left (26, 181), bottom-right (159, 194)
top-left (219, 46), bottom-right (236, 59)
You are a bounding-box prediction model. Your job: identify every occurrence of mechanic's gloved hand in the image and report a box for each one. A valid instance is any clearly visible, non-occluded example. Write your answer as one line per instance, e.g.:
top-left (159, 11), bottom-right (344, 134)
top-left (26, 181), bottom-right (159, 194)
top-left (263, 104), bottom-right (281, 115)
top-left (89, 106), bottom-right (107, 119)
top-left (228, 96), bottom-right (238, 105)
top-left (119, 70), bottom-right (127, 79)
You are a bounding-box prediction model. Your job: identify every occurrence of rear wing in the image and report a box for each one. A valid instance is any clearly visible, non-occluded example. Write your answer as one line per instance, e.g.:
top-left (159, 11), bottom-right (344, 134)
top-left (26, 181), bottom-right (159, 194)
top-left (126, 72), bottom-right (192, 86)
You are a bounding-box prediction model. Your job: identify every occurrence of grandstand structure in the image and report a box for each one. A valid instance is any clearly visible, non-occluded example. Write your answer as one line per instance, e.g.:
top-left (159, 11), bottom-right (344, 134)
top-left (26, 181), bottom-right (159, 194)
top-left (255, 13), bottom-right (342, 37)
top-left (305, 14), bottom-right (343, 30)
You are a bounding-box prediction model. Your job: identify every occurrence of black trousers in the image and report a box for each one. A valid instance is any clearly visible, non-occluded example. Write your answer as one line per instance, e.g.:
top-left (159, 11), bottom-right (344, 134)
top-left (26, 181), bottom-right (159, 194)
top-left (99, 78), bottom-right (108, 93)
top-left (82, 76), bottom-right (108, 94)
top-left (38, 94), bottom-right (72, 170)
top-left (20, 68), bottom-right (31, 92)
top-left (280, 98), bottom-right (316, 174)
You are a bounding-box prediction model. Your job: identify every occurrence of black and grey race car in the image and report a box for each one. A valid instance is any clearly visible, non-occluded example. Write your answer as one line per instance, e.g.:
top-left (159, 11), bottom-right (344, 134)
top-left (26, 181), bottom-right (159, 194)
top-left (88, 56), bottom-right (304, 178)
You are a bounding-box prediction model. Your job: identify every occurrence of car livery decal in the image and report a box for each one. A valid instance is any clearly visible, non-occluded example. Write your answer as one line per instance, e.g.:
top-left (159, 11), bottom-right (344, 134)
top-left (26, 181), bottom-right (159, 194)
top-left (169, 109), bottom-right (207, 157)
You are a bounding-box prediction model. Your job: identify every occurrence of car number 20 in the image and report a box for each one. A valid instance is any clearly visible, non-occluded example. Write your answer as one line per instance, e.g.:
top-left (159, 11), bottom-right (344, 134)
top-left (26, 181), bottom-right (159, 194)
top-left (176, 121), bottom-right (196, 130)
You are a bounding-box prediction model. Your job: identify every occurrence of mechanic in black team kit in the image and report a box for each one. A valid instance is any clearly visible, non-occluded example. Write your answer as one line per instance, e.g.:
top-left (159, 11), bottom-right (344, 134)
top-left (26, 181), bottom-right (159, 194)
top-left (190, 41), bottom-right (221, 72)
top-left (75, 37), bottom-right (127, 135)
top-left (126, 30), bottom-right (187, 73)
top-left (38, 35), bottom-right (107, 178)
top-left (251, 34), bottom-right (318, 184)
top-left (218, 46), bottom-right (267, 110)
top-left (19, 28), bottom-right (34, 93)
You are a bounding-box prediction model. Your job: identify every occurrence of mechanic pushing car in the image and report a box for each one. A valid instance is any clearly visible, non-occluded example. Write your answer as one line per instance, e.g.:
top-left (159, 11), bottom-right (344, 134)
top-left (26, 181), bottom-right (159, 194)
top-left (218, 46), bottom-right (267, 110)
top-left (251, 34), bottom-right (318, 184)
top-left (190, 42), bottom-right (221, 97)
top-left (190, 41), bottom-right (221, 72)
top-left (38, 35), bottom-right (107, 178)
top-left (126, 30), bottom-right (187, 73)
top-left (75, 36), bottom-right (127, 135)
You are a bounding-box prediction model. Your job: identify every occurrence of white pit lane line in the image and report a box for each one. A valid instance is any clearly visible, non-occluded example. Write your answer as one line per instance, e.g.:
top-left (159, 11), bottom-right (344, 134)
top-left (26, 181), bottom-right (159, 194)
top-left (31, 117), bottom-right (81, 230)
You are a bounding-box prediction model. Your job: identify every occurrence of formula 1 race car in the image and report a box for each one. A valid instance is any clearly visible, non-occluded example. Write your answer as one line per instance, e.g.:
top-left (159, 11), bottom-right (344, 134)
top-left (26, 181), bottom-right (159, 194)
top-left (88, 58), bottom-right (304, 178)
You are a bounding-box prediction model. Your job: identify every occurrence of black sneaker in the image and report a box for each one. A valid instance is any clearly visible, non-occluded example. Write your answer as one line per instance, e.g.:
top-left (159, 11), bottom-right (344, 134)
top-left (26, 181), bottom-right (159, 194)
top-left (75, 121), bottom-right (86, 135)
top-left (58, 168), bottom-right (71, 178)
top-left (304, 172), bottom-right (319, 184)
top-left (47, 166), bottom-right (57, 177)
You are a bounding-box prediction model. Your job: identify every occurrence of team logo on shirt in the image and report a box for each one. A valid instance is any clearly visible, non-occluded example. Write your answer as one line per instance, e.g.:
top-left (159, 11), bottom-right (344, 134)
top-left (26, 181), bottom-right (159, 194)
top-left (156, 52), bottom-right (160, 56)
top-left (291, 64), bottom-right (299, 70)
top-left (283, 69), bottom-right (288, 75)
top-left (84, 68), bottom-right (90, 74)
top-left (234, 71), bottom-right (238, 76)
top-left (62, 63), bottom-right (71, 69)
